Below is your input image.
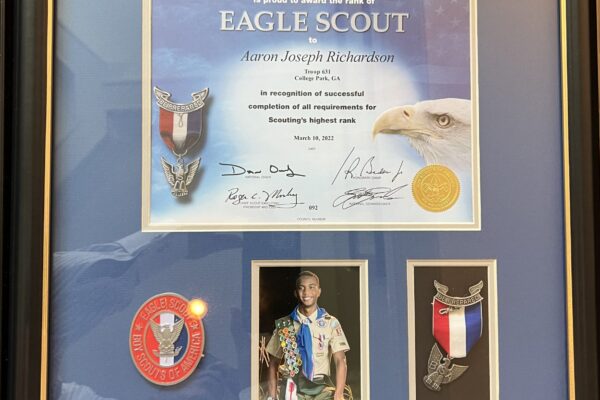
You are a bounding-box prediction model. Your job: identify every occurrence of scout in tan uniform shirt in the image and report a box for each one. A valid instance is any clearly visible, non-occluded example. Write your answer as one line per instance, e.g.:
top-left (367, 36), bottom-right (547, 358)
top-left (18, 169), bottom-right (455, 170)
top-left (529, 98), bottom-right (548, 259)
top-left (265, 271), bottom-right (350, 400)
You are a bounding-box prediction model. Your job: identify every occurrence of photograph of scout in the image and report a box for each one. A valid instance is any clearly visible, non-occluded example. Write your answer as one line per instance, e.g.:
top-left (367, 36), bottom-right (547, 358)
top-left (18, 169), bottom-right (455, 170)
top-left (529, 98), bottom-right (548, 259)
top-left (265, 271), bottom-right (350, 400)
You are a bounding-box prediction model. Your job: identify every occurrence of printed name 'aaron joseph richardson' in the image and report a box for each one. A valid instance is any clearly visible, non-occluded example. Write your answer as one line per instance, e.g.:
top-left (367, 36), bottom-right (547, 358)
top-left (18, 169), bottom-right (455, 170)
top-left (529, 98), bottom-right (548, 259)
top-left (240, 50), bottom-right (395, 65)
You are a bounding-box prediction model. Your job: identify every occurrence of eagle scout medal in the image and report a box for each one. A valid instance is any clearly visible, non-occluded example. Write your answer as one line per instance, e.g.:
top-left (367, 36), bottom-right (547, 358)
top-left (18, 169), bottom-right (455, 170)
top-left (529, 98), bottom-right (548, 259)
top-left (129, 293), bottom-right (206, 386)
top-left (154, 87), bottom-right (208, 198)
top-left (423, 280), bottom-right (484, 391)
top-left (412, 165), bottom-right (460, 212)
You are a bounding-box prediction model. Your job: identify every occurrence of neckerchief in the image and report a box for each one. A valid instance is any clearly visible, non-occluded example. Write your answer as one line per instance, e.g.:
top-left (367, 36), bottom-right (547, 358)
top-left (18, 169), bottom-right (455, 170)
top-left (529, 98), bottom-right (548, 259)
top-left (290, 306), bottom-right (326, 381)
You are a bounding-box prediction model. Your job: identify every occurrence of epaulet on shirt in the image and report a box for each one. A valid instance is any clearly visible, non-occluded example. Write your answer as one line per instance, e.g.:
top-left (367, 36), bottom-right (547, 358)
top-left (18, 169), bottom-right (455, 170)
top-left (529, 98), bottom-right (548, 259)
top-left (324, 315), bottom-right (332, 320)
top-left (275, 316), bottom-right (293, 329)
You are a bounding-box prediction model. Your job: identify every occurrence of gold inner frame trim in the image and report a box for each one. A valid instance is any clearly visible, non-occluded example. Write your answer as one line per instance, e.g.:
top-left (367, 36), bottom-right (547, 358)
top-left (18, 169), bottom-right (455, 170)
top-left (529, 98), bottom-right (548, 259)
top-left (41, 0), bottom-right (55, 398)
top-left (559, 0), bottom-right (576, 399)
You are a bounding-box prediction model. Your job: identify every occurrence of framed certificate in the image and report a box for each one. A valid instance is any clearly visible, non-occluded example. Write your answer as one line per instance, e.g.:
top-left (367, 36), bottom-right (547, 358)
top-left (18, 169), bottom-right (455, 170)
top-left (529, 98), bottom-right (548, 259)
top-left (2, 0), bottom-right (600, 400)
top-left (141, 0), bottom-right (481, 231)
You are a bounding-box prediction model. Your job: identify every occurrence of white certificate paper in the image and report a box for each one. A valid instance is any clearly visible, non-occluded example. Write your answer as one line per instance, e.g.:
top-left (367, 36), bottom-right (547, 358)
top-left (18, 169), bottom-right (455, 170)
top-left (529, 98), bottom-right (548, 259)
top-left (142, 0), bottom-right (480, 231)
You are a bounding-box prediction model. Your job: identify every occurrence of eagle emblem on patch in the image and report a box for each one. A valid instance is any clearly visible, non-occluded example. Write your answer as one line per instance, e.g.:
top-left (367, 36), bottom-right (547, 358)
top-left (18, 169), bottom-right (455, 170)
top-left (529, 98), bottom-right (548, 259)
top-left (129, 293), bottom-right (205, 386)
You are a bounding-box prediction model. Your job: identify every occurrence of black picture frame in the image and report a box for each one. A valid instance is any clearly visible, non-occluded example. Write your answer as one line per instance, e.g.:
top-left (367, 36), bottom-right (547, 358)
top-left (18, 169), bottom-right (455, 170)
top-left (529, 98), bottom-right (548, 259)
top-left (1, 0), bottom-right (50, 398)
top-left (1, 0), bottom-right (599, 399)
top-left (563, 1), bottom-right (600, 398)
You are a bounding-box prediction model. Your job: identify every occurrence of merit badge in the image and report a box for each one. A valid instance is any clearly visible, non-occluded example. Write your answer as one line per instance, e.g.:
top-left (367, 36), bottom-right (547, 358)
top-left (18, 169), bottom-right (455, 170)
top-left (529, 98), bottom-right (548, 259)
top-left (423, 280), bottom-right (484, 391)
top-left (154, 87), bottom-right (209, 198)
top-left (412, 165), bottom-right (460, 212)
top-left (130, 293), bottom-right (207, 386)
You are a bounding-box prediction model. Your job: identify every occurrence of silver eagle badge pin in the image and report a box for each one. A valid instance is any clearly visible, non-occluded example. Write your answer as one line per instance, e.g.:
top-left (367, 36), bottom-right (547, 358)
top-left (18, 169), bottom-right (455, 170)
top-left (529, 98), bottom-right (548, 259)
top-left (423, 343), bottom-right (469, 391)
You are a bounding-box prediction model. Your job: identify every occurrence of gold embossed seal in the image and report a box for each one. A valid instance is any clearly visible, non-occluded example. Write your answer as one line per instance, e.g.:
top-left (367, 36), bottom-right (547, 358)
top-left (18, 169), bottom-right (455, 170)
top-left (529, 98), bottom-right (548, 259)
top-left (412, 165), bottom-right (460, 212)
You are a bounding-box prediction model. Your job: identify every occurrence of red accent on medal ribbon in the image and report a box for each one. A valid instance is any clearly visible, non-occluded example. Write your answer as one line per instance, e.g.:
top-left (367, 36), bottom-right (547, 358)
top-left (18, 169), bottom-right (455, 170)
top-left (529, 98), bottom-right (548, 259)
top-left (433, 299), bottom-right (450, 355)
top-left (159, 108), bottom-right (175, 151)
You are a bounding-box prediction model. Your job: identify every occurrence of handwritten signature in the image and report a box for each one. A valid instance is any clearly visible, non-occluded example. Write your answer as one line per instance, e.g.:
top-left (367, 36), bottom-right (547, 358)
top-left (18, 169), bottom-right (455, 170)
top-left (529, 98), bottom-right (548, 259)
top-left (332, 185), bottom-right (407, 209)
top-left (220, 163), bottom-right (305, 178)
top-left (331, 147), bottom-right (404, 184)
top-left (226, 187), bottom-right (303, 209)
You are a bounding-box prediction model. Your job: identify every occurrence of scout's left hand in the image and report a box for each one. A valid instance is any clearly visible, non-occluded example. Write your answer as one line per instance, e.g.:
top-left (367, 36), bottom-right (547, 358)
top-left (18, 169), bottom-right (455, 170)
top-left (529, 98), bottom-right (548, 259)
top-left (334, 391), bottom-right (345, 400)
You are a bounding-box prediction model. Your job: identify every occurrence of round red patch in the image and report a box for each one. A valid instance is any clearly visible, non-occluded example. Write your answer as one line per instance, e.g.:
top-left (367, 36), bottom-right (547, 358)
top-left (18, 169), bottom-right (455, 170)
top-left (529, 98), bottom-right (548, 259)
top-left (129, 293), bottom-right (205, 386)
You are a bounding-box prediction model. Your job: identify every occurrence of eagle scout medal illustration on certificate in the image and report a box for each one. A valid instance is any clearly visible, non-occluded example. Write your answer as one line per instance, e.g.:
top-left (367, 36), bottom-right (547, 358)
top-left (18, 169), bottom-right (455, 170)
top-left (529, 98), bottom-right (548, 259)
top-left (154, 87), bottom-right (208, 198)
top-left (143, 0), bottom-right (480, 230)
top-left (129, 293), bottom-right (207, 385)
top-left (265, 271), bottom-right (350, 400)
top-left (424, 280), bottom-right (483, 392)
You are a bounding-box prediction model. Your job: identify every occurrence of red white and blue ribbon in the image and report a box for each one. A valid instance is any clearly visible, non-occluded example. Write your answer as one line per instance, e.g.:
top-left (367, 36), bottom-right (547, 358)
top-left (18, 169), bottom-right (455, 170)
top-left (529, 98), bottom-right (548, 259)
top-left (154, 87), bottom-right (208, 156)
top-left (159, 108), bottom-right (202, 155)
top-left (432, 281), bottom-right (483, 359)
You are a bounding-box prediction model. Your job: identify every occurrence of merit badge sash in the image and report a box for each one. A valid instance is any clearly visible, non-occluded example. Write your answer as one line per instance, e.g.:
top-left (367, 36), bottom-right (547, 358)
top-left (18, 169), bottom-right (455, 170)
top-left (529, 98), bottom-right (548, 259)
top-left (154, 87), bottom-right (208, 198)
top-left (424, 280), bottom-right (484, 392)
top-left (276, 317), bottom-right (303, 379)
